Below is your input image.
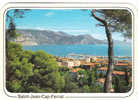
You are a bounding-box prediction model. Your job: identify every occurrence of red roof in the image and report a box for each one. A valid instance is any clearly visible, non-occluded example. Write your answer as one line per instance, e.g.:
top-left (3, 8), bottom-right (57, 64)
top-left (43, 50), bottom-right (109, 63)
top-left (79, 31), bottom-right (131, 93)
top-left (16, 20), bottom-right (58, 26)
top-left (83, 62), bottom-right (95, 67)
top-left (71, 68), bottom-right (82, 72)
top-left (98, 67), bottom-right (108, 71)
top-left (96, 59), bottom-right (105, 62)
top-left (113, 71), bottom-right (125, 75)
top-left (115, 63), bottom-right (129, 66)
top-left (97, 78), bottom-right (105, 84)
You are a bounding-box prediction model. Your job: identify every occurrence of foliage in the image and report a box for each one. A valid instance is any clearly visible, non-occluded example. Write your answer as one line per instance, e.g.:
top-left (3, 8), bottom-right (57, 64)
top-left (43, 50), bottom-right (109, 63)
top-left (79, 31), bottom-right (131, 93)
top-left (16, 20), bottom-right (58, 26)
top-left (6, 42), bottom-right (65, 93)
top-left (90, 84), bottom-right (104, 93)
top-left (6, 9), bottom-right (132, 93)
top-left (6, 42), bottom-right (33, 92)
top-left (93, 10), bottom-right (132, 39)
top-left (6, 9), bottom-right (30, 40)
top-left (6, 41), bottom-right (131, 93)
top-left (63, 72), bottom-right (79, 93)
top-left (113, 76), bottom-right (131, 93)
top-left (91, 9), bottom-right (132, 93)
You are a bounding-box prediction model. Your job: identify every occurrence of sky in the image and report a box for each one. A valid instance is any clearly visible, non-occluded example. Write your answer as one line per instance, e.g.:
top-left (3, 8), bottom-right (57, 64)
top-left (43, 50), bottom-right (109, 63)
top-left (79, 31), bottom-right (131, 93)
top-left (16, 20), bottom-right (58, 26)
top-left (6, 9), bottom-right (127, 41)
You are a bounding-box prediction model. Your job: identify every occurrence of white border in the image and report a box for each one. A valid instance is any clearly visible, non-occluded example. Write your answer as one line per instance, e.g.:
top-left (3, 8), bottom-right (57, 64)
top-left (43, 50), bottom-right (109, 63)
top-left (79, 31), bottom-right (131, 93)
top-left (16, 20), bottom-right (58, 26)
top-left (1, 2), bottom-right (136, 99)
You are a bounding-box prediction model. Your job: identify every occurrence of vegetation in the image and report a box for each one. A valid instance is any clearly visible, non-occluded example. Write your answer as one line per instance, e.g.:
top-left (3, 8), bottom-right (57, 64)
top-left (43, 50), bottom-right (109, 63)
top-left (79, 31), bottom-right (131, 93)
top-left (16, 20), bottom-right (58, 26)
top-left (6, 42), bottom-right (65, 93)
top-left (91, 9), bottom-right (132, 92)
top-left (6, 9), bottom-right (132, 93)
top-left (6, 40), bottom-right (132, 93)
top-left (6, 41), bottom-right (105, 93)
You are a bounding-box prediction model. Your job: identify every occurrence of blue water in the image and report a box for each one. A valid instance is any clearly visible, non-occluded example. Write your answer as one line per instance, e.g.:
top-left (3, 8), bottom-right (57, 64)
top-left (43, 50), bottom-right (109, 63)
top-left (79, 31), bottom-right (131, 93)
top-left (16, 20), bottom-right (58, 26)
top-left (23, 44), bottom-right (132, 57)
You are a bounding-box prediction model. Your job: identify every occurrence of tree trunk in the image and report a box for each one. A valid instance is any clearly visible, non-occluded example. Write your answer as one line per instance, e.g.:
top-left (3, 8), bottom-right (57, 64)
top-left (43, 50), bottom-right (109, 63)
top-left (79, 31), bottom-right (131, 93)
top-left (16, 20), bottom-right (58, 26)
top-left (91, 10), bottom-right (114, 93)
top-left (125, 68), bottom-right (129, 86)
top-left (104, 24), bottom-right (114, 92)
top-left (114, 76), bottom-right (120, 92)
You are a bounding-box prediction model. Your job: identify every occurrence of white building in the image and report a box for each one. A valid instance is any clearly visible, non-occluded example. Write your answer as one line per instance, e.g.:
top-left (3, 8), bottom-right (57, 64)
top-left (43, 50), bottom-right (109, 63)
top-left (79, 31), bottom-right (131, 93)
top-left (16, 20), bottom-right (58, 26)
top-left (73, 60), bottom-right (81, 66)
top-left (62, 61), bottom-right (74, 68)
top-left (85, 57), bottom-right (91, 62)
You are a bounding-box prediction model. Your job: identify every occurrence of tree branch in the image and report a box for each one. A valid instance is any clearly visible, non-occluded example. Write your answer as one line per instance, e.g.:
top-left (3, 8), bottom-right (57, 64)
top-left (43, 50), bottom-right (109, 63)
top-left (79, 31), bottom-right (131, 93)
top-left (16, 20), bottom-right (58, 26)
top-left (91, 10), bottom-right (107, 25)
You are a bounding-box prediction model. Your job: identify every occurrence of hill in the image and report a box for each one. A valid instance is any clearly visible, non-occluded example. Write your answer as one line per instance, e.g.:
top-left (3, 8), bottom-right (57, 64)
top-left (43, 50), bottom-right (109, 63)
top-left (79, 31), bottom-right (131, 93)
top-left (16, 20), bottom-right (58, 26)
top-left (15, 29), bottom-right (107, 46)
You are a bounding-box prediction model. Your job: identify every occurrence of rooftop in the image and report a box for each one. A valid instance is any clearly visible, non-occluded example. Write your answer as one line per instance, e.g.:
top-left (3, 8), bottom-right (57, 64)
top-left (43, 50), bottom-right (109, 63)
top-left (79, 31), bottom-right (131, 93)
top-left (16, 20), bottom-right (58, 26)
top-left (97, 78), bottom-right (105, 84)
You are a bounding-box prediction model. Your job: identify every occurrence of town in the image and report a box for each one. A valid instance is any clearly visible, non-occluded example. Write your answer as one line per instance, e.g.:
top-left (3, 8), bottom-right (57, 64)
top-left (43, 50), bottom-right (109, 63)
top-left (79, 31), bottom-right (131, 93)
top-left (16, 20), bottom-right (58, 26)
top-left (54, 53), bottom-right (132, 91)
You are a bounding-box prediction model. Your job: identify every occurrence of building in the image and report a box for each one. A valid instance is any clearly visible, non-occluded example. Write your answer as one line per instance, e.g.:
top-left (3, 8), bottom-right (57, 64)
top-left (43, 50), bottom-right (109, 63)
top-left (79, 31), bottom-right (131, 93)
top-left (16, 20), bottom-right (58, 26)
top-left (91, 56), bottom-right (97, 62)
top-left (60, 57), bottom-right (68, 62)
top-left (95, 59), bottom-right (105, 63)
top-left (71, 68), bottom-right (82, 73)
top-left (113, 71), bottom-right (125, 76)
top-left (97, 66), bottom-right (108, 75)
top-left (73, 60), bottom-right (81, 66)
top-left (115, 63), bottom-right (130, 70)
top-left (82, 62), bottom-right (95, 70)
top-left (85, 57), bottom-right (91, 62)
top-left (97, 67), bottom-right (126, 77)
top-left (57, 62), bottom-right (62, 67)
top-left (62, 61), bottom-right (74, 68)
top-left (96, 78), bottom-right (105, 86)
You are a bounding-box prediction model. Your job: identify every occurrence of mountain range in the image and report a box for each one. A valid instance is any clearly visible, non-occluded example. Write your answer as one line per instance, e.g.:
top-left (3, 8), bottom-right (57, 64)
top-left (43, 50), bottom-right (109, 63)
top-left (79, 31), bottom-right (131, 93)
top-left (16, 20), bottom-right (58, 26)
top-left (14, 29), bottom-right (129, 46)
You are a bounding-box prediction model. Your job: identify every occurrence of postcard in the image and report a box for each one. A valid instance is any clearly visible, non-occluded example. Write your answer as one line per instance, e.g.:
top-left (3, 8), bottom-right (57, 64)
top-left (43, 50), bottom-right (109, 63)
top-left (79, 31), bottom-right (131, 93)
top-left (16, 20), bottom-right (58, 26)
top-left (0, 2), bottom-right (137, 100)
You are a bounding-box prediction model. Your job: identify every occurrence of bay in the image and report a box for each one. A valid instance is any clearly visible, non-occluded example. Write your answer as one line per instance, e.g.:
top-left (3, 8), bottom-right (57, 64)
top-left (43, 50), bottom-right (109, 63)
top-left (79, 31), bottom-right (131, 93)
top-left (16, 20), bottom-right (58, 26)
top-left (23, 44), bottom-right (132, 57)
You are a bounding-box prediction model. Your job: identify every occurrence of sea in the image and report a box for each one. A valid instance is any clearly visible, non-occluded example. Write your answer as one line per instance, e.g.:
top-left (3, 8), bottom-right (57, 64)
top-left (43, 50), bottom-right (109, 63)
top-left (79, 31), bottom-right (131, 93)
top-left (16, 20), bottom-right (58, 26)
top-left (23, 44), bottom-right (132, 57)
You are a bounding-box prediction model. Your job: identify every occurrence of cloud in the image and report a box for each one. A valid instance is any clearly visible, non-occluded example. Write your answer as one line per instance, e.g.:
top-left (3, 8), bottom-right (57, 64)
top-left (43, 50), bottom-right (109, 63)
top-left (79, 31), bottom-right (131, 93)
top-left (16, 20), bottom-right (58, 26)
top-left (45, 12), bottom-right (54, 16)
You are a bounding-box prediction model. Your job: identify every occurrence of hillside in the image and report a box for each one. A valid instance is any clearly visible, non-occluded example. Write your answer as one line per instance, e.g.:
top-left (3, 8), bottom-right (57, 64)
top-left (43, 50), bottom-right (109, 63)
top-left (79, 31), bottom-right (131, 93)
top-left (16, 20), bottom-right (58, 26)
top-left (15, 29), bottom-right (107, 46)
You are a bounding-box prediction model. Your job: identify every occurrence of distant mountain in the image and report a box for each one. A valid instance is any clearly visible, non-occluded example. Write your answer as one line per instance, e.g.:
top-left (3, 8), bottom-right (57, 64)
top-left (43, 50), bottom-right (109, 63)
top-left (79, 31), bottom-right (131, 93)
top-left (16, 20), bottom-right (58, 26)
top-left (113, 40), bottom-right (131, 45)
top-left (14, 29), bottom-right (107, 46)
